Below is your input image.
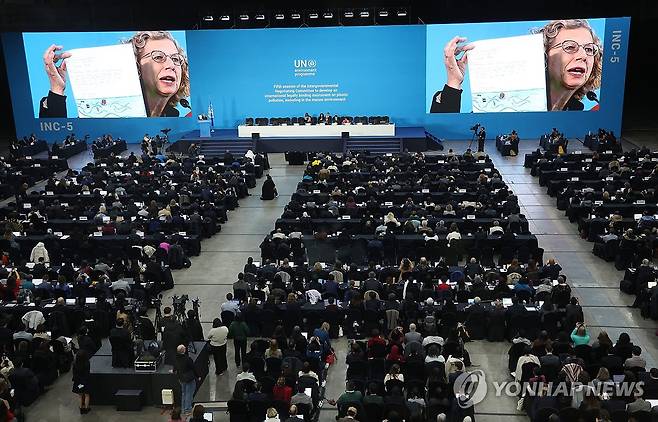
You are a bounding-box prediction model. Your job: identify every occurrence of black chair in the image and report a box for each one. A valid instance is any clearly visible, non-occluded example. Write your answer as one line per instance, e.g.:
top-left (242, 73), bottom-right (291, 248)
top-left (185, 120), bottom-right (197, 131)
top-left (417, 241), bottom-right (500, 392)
top-left (226, 399), bottom-right (249, 422)
top-left (363, 400), bottom-right (384, 422)
top-left (574, 344), bottom-right (593, 363)
top-left (368, 358), bottom-right (387, 381)
top-left (347, 360), bottom-right (368, 380)
top-left (534, 407), bottom-right (560, 422)
top-left (559, 407), bottom-right (581, 422)
top-left (247, 398), bottom-right (270, 422)
top-left (245, 117), bottom-right (254, 126)
top-left (265, 357), bottom-right (282, 378)
top-left (630, 410), bottom-right (652, 422)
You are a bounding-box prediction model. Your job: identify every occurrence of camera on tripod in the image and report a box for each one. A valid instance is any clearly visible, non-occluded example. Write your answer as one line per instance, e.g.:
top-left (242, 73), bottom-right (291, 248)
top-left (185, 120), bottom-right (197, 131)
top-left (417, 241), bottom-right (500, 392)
top-left (172, 295), bottom-right (189, 321)
top-left (470, 123), bottom-right (481, 131)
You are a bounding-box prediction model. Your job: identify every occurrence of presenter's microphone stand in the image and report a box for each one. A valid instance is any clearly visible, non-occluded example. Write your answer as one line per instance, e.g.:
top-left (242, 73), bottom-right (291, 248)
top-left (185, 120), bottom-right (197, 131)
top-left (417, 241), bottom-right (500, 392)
top-left (468, 123), bottom-right (480, 151)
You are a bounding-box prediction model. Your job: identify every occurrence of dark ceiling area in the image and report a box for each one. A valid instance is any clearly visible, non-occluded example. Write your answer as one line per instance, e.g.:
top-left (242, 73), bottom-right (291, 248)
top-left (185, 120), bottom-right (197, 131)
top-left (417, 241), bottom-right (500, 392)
top-left (0, 0), bottom-right (656, 140)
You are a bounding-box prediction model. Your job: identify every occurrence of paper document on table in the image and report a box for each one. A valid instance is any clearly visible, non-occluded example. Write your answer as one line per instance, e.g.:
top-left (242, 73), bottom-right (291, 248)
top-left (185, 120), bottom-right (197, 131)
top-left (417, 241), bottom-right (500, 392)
top-left (65, 44), bottom-right (146, 118)
top-left (467, 34), bottom-right (547, 113)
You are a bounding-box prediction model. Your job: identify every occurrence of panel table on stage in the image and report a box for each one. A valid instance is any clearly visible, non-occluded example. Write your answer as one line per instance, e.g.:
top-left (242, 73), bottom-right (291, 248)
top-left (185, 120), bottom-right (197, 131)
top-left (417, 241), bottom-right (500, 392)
top-left (238, 123), bottom-right (395, 138)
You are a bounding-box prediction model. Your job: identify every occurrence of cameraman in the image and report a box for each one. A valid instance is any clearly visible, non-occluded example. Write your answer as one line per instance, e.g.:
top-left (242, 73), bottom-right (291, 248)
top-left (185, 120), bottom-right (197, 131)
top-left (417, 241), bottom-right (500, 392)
top-left (477, 126), bottom-right (486, 153)
top-left (162, 307), bottom-right (189, 365)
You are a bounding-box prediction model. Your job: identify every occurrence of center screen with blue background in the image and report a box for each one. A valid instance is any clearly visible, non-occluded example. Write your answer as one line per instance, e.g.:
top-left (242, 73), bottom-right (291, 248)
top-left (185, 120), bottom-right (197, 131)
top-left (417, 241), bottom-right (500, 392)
top-left (2, 17), bottom-right (629, 142)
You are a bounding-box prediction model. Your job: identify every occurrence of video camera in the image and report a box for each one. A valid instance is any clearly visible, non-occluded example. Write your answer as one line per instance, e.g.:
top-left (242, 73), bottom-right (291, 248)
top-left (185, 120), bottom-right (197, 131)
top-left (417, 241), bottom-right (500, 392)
top-left (470, 124), bottom-right (481, 131)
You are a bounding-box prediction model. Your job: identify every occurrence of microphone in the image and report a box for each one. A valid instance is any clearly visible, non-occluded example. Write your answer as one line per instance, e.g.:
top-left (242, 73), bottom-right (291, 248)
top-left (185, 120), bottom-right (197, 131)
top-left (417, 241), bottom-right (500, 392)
top-left (586, 91), bottom-right (599, 103)
top-left (179, 98), bottom-right (191, 109)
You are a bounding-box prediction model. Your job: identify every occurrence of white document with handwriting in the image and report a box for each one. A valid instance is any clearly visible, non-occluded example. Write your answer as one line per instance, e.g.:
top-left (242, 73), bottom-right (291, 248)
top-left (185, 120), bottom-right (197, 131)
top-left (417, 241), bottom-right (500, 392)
top-left (467, 34), bottom-right (547, 113)
top-left (65, 44), bottom-right (146, 118)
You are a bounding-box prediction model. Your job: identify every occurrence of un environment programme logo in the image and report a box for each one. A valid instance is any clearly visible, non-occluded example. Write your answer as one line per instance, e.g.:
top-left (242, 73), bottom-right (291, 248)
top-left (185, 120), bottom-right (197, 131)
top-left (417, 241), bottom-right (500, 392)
top-left (453, 370), bottom-right (488, 408)
top-left (294, 59), bottom-right (317, 77)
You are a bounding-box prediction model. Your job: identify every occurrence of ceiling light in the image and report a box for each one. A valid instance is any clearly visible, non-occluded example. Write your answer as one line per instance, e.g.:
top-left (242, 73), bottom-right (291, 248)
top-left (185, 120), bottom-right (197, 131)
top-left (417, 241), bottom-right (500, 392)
top-left (323, 12), bottom-right (333, 19)
top-left (220, 15), bottom-right (230, 21)
top-left (202, 15), bottom-right (213, 22)
top-left (359, 11), bottom-right (370, 18)
top-left (239, 14), bottom-right (249, 21)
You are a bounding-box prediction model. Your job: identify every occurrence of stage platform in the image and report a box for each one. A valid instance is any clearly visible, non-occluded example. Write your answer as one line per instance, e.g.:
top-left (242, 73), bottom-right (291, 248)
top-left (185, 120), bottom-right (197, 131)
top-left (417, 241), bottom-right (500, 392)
top-left (171, 126), bottom-right (439, 156)
top-left (88, 341), bottom-right (209, 406)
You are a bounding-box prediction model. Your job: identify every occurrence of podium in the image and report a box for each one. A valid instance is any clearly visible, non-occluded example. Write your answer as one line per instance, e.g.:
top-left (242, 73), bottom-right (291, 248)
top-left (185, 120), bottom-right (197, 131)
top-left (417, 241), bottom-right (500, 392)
top-left (198, 120), bottom-right (211, 138)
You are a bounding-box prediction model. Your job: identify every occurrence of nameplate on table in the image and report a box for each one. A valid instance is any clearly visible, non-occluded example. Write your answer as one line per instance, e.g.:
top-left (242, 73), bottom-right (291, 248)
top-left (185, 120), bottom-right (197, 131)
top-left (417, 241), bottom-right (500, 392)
top-left (458, 189), bottom-right (466, 193)
top-left (571, 177), bottom-right (579, 182)
top-left (44, 303), bottom-right (56, 308)
top-left (46, 191), bottom-right (54, 196)
top-left (594, 201), bottom-right (603, 205)
top-left (54, 232), bottom-right (63, 237)
top-left (585, 158), bottom-right (592, 162)
top-left (605, 177), bottom-right (613, 181)
top-left (33, 163), bottom-right (40, 168)
top-left (85, 297), bottom-right (97, 304)
top-left (605, 150), bottom-right (612, 154)
top-left (384, 202), bottom-right (393, 206)
top-left (118, 162), bottom-right (124, 167)
top-left (198, 155), bottom-right (204, 159)
top-left (636, 200), bottom-right (646, 205)
top-left (386, 153), bottom-right (392, 157)
top-left (312, 190), bottom-right (321, 194)
top-left (82, 191), bottom-right (90, 195)
top-left (437, 160), bottom-right (445, 164)
top-left (51, 155), bottom-right (58, 159)
top-left (484, 168), bottom-right (491, 172)
top-left (574, 150), bottom-right (582, 154)
top-left (178, 232), bottom-right (187, 236)
top-left (422, 189), bottom-right (430, 193)
top-left (23, 203), bottom-right (31, 209)
top-left (93, 232), bottom-right (102, 237)
top-left (79, 216), bottom-right (87, 221)
top-left (467, 215), bottom-right (475, 220)
top-left (560, 168), bottom-right (568, 172)
top-left (341, 215), bottom-right (351, 220)
top-left (478, 160), bottom-right (485, 163)
top-left (102, 216), bottom-right (110, 223)
top-left (648, 282), bottom-right (657, 289)
top-left (61, 202), bottom-right (68, 207)
top-left (25, 156), bottom-right (32, 160)
top-left (652, 158), bottom-right (658, 162)
top-left (100, 190), bottom-right (107, 196)
top-left (11, 232), bottom-right (21, 237)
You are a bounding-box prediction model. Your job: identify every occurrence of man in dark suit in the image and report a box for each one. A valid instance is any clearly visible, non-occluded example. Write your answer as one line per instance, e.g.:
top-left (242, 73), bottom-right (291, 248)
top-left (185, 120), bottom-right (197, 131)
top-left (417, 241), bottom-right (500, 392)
top-left (109, 318), bottom-right (134, 368)
top-left (362, 272), bottom-right (382, 294)
top-left (162, 307), bottom-right (189, 365)
top-left (477, 127), bottom-right (486, 153)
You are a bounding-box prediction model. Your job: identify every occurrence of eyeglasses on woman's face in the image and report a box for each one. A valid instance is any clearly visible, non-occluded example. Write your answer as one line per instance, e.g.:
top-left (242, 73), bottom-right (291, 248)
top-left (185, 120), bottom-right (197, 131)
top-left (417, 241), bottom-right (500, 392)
top-left (550, 40), bottom-right (599, 56)
top-left (140, 50), bottom-right (185, 66)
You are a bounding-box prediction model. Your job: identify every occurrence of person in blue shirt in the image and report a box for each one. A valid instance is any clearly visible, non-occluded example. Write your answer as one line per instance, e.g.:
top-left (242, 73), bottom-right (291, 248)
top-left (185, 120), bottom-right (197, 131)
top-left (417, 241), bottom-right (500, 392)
top-left (514, 278), bottom-right (534, 295)
top-left (55, 275), bottom-right (72, 298)
top-left (21, 274), bottom-right (36, 292)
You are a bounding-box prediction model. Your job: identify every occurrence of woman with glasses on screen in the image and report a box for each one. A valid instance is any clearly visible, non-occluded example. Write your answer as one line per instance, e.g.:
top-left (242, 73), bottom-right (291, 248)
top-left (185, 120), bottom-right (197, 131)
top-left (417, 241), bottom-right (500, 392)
top-left (430, 19), bottom-right (602, 113)
top-left (39, 30), bottom-right (190, 118)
